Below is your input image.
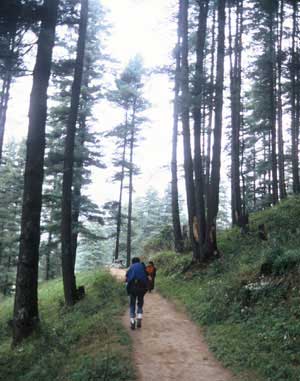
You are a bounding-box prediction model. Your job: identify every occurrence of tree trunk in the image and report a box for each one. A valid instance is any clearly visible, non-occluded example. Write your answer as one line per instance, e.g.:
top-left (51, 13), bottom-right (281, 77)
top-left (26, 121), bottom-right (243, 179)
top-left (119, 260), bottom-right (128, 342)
top-left (45, 231), bottom-right (52, 281)
top-left (71, 179), bottom-right (82, 270)
top-left (126, 106), bottom-right (136, 267)
top-left (229, 0), bottom-right (243, 226)
top-left (13, 0), bottom-right (59, 345)
top-left (253, 144), bottom-right (257, 209)
top-left (291, 1), bottom-right (300, 193)
top-left (115, 112), bottom-right (128, 260)
top-left (71, 56), bottom-right (92, 267)
top-left (205, 4), bottom-right (216, 196)
top-left (201, 103), bottom-right (206, 158)
top-left (240, 128), bottom-right (246, 215)
top-left (61, 0), bottom-right (88, 306)
top-left (295, 13), bottom-right (300, 196)
top-left (192, 0), bottom-right (209, 259)
top-left (171, 4), bottom-right (184, 253)
top-left (71, 120), bottom-right (85, 269)
top-left (269, 9), bottom-right (278, 205)
top-left (267, 130), bottom-right (272, 204)
top-left (180, 0), bottom-right (199, 260)
top-left (4, 255), bottom-right (12, 296)
top-left (205, 0), bottom-right (226, 259)
top-left (262, 133), bottom-right (267, 204)
top-left (277, 0), bottom-right (286, 199)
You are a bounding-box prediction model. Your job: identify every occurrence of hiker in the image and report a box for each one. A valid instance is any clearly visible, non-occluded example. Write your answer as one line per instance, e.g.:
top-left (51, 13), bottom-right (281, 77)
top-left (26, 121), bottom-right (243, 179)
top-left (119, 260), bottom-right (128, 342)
top-left (126, 257), bottom-right (148, 330)
top-left (146, 261), bottom-right (157, 292)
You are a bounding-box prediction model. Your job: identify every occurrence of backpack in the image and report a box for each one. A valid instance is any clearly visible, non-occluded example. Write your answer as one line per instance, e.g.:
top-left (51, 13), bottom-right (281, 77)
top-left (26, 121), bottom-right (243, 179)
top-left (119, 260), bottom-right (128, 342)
top-left (127, 278), bottom-right (148, 296)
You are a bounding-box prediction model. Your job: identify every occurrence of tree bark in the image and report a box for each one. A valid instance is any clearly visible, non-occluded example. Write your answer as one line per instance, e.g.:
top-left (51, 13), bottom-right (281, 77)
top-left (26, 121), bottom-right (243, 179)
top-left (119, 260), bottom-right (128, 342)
top-left (205, 4), bottom-right (216, 196)
top-left (276, 0), bottom-right (286, 199)
top-left (229, 0), bottom-right (243, 226)
top-left (126, 106), bottom-right (136, 267)
top-left (61, 0), bottom-right (88, 306)
top-left (269, 8), bottom-right (278, 204)
top-left (192, 0), bottom-right (209, 259)
top-left (267, 130), bottom-right (272, 204)
top-left (171, 4), bottom-right (184, 253)
top-left (291, 1), bottom-right (300, 193)
top-left (253, 143), bottom-right (257, 209)
top-left (45, 231), bottom-right (52, 281)
top-left (115, 112), bottom-right (128, 260)
top-left (180, 0), bottom-right (199, 260)
top-left (13, 0), bottom-right (59, 345)
top-left (4, 255), bottom-right (12, 296)
top-left (205, 0), bottom-right (226, 259)
top-left (71, 119), bottom-right (85, 268)
top-left (70, 54), bottom-right (92, 267)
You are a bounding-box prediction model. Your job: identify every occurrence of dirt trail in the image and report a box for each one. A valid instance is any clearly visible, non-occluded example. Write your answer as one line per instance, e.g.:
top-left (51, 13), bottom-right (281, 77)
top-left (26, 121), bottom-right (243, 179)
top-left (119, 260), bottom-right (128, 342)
top-left (111, 268), bottom-right (234, 381)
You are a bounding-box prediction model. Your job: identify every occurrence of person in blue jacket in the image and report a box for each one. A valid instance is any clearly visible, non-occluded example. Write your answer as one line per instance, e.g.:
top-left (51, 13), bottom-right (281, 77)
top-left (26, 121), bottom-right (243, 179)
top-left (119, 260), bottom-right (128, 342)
top-left (126, 257), bottom-right (148, 329)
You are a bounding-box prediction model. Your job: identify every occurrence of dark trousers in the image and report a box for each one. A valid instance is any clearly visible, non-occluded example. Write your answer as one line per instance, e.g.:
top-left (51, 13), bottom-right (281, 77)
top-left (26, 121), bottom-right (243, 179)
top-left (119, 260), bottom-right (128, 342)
top-left (129, 293), bottom-right (144, 318)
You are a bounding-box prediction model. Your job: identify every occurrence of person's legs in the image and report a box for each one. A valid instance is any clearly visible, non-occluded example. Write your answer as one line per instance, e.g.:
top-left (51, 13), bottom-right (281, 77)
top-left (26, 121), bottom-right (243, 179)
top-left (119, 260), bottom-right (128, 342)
top-left (152, 277), bottom-right (155, 290)
top-left (137, 294), bottom-right (144, 314)
top-left (129, 294), bottom-right (137, 329)
top-left (129, 294), bottom-right (137, 318)
top-left (136, 294), bottom-right (144, 328)
top-left (149, 278), bottom-right (154, 292)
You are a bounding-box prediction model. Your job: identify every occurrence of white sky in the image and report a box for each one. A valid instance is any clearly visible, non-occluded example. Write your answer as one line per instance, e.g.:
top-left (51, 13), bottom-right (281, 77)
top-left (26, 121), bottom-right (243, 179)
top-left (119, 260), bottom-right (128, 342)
top-left (4, 0), bottom-right (180, 208)
top-left (88, 0), bottom-right (180, 205)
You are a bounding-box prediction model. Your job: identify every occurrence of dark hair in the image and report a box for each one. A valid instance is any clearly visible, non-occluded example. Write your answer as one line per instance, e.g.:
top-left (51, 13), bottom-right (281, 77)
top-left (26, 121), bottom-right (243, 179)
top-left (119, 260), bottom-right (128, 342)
top-left (132, 257), bottom-right (140, 264)
top-left (149, 261), bottom-right (154, 266)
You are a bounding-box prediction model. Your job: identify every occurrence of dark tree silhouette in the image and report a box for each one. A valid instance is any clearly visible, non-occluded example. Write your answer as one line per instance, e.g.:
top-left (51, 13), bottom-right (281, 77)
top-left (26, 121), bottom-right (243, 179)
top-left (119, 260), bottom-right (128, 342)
top-left (171, 1), bottom-right (184, 253)
top-left (204, 0), bottom-right (226, 258)
top-left (61, 0), bottom-right (88, 306)
top-left (13, 0), bottom-right (59, 345)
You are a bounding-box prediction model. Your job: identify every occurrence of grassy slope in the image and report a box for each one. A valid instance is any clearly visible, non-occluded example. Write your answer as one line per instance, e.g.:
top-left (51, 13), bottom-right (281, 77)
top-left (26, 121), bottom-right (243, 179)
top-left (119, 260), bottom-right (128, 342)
top-left (154, 196), bottom-right (300, 381)
top-left (0, 271), bottom-right (135, 381)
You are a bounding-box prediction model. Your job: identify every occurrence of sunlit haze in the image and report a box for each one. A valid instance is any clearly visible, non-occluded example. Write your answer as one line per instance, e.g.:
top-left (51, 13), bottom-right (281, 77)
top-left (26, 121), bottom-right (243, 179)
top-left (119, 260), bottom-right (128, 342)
top-left (92, 0), bottom-right (179, 204)
top-left (5, 0), bottom-right (180, 206)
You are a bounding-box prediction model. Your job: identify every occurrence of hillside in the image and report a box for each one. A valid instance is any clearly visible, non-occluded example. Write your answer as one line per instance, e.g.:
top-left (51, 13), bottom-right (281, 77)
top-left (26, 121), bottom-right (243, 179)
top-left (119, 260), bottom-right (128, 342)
top-left (154, 196), bottom-right (300, 381)
top-left (0, 271), bottom-right (135, 381)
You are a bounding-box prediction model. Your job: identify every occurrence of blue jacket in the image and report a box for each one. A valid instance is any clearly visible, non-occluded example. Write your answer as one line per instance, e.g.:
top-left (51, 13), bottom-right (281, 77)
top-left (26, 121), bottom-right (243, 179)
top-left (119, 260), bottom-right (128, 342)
top-left (126, 262), bottom-right (148, 285)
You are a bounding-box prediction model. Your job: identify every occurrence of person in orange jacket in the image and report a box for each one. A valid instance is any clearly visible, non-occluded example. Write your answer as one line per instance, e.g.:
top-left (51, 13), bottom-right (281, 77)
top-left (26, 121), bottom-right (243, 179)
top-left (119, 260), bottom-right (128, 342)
top-left (146, 261), bottom-right (157, 292)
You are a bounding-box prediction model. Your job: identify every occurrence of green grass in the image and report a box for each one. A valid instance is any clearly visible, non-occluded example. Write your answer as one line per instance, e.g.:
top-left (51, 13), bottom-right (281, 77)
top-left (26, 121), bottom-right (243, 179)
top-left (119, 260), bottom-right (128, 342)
top-left (155, 196), bottom-right (300, 381)
top-left (0, 271), bottom-right (136, 381)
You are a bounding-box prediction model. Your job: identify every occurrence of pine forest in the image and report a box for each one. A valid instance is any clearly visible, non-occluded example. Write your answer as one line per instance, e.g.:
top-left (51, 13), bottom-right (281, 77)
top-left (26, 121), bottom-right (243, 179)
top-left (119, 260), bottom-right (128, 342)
top-left (1, 1), bottom-right (300, 380)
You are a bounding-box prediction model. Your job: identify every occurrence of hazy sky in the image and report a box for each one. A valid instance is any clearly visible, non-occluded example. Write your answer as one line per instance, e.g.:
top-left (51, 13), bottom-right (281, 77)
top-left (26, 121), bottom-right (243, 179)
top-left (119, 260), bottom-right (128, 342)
top-left (4, 0), bottom-right (181, 207)
top-left (89, 0), bottom-right (180, 204)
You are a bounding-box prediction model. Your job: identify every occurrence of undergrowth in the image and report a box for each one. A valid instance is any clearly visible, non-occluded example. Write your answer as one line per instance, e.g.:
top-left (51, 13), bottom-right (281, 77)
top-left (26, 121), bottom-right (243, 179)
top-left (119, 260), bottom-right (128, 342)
top-left (155, 196), bottom-right (300, 381)
top-left (0, 271), bottom-right (135, 381)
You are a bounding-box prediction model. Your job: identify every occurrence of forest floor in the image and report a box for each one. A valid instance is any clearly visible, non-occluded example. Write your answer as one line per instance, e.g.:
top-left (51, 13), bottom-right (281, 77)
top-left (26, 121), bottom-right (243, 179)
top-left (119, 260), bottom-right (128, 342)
top-left (110, 268), bottom-right (234, 381)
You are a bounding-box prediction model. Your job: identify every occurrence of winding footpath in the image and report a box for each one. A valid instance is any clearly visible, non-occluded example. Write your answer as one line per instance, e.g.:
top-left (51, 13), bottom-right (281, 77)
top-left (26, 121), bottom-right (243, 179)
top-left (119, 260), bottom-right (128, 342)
top-left (111, 268), bottom-right (234, 381)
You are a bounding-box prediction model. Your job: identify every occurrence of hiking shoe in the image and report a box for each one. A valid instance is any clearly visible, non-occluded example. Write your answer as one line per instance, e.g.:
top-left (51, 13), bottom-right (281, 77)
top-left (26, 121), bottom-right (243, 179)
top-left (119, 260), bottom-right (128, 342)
top-left (130, 319), bottom-right (135, 330)
top-left (137, 318), bottom-right (142, 328)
